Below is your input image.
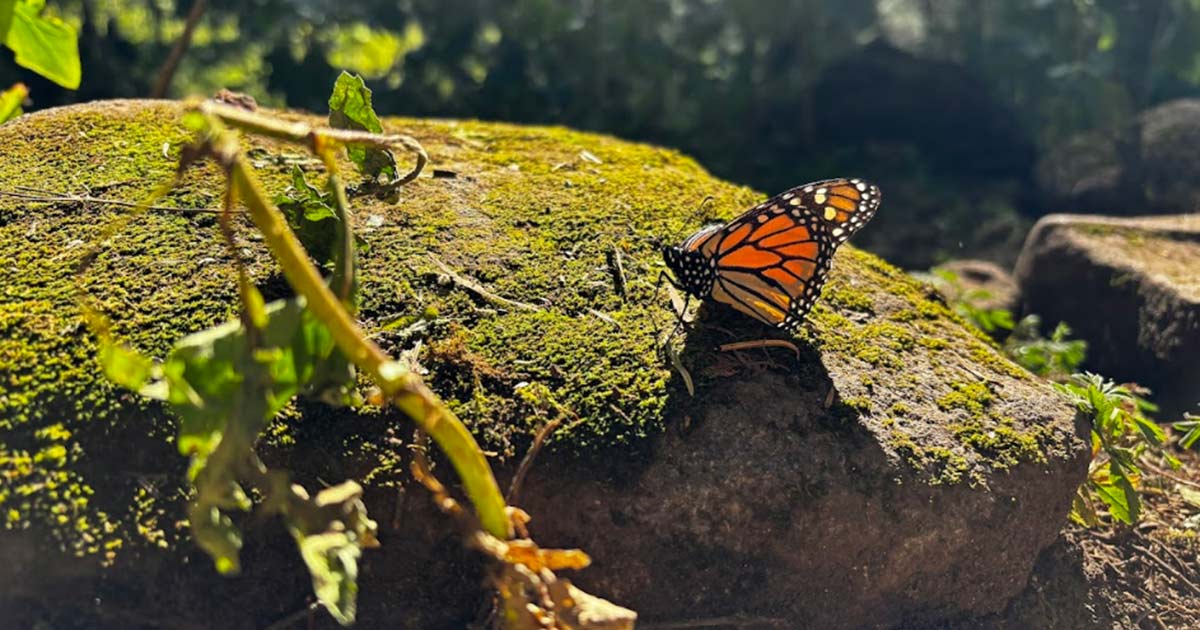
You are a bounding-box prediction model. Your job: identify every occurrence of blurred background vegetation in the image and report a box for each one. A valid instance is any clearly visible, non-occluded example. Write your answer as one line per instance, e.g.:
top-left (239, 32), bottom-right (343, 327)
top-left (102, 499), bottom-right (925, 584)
top-left (4, 0), bottom-right (1200, 267)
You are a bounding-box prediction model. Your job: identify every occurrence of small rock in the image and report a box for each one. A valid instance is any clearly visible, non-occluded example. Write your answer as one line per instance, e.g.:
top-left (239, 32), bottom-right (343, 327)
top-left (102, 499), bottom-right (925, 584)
top-left (934, 259), bottom-right (1021, 314)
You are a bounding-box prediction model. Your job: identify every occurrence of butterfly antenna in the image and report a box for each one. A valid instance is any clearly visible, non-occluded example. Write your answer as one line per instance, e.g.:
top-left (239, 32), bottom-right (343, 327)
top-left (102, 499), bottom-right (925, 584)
top-left (695, 195), bottom-right (716, 218)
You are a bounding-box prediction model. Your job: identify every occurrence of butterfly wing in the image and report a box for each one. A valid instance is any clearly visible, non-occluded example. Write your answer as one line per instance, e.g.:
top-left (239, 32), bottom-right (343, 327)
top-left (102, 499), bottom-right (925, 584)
top-left (705, 178), bottom-right (880, 331)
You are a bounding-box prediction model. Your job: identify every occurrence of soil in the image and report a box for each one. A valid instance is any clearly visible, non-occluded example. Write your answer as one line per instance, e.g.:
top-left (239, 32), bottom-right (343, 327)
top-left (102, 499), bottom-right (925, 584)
top-left (977, 445), bottom-right (1200, 629)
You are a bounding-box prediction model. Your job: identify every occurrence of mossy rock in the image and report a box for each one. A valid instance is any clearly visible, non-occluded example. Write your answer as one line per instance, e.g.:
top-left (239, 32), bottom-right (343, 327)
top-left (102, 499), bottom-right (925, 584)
top-left (1015, 213), bottom-right (1200, 419)
top-left (0, 101), bottom-right (1088, 628)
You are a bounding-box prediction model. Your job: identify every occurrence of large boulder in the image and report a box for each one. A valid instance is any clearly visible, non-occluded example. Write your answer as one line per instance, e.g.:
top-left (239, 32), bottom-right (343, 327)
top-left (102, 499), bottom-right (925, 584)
top-left (1015, 214), bottom-right (1200, 418)
top-left (1035, 99), bottom-right (1200, 216)
top-left (0, 101), bottom-right (1088, 628)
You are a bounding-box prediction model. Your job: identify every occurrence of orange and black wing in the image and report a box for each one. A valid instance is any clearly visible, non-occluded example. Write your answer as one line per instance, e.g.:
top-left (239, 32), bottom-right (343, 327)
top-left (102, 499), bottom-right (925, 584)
top-left (705, 178), bottom-right (880, 331)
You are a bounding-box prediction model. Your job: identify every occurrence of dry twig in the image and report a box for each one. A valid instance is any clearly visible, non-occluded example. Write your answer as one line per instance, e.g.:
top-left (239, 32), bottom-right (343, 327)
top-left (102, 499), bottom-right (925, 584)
top-left (718, 339), bottom-right (800, 358)
top-left (430, 255), bottom-right (542, 313)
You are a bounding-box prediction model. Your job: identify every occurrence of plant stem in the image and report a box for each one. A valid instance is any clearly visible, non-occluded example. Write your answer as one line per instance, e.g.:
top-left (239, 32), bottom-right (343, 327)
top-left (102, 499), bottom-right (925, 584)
top-left (226, 140), bottom-right (511, 540)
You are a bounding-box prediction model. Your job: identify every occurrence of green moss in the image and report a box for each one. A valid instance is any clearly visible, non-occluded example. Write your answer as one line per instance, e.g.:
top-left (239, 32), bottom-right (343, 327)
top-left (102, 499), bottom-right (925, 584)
top-left (0, 101), bottom-right (1070, 563)
top-left (917, 300), bottom-right (948, 319)
top-left (841, 396), bottom-right (873, 413)
top-left (937, 382), bottom-right (995, 418)
top-left (823, 281), bottom-right (875, 312)
top-left (968, 344), bottom-right (1029, 380)
top-left (815, 319), bottom-right (916, 369)
top-left (917, 336), bottom-right (950, 350)
top-left (952, 421), bottom-right (1049, 469)
top-left (887, 430), bottom-right (971, 485)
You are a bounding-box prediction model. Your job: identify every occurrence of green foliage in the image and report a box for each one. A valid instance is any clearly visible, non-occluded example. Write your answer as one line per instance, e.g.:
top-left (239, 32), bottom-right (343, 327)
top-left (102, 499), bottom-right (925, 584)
top-left (1174, 410), bottom-right (1200, 451)
top-left (96, 113), bottom-right (370, 620)
top-left (929, 267), bottom-right (1181, 529)
top-left (328, 71), bottom-right (397, 183)
top-left (927, 269), bottom-right (1086, 378)
top-left (1005, 316), bottom-right (1088, 379)
top-left (89, 76), bottom-right (497, 624)
top-left (0, 81), bottom-right (25, 122)
top-left (1, 0), bottom-right (80, 89)
top-left (0, 0), bottom-right (11, 46)
top-left (1055, 373), bottom-right (1174, 526)
top-left (928, 269), bottom-right (1014, 334)
top-left (275, 165), bottom-right (342, 266)
top-left (101, 287), bottom-right (366, 617)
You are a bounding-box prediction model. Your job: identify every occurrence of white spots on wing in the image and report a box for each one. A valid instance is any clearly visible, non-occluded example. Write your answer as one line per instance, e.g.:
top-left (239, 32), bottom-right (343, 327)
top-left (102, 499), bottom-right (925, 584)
top-left (832, 227), bottom-right (845, 238)
top-left (813, 192), bottom-right (827, 204)
top-left (789, 197), bottom-right (802, 206)
top-left (856, 182), bottom-right (866, 191)
top-left (823, 207), bottom-right (837, 220)
top-left (782, 192), bottom-right (794, 200)
top-left (804, 186), bottom-right (814, 193)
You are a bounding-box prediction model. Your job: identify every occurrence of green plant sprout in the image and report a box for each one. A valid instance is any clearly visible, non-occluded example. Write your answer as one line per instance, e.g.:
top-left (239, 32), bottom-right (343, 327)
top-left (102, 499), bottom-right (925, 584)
top-left (1004, 315), bottom-right (1087, 379)
top-left (926, 268), bottom-right (1086, 379)
top-left (927, 267), bottom-right (1195, 527)
top-left (86, 73), bottom-right (633, 628)
top-left (1174, 409), bottom-right (1200, 451)
top-left (928, 268), bottom-right (1015, 334)
top-left (0, 81), bottom-right (25, 122)
top-left (1055, 373), bottom-right (1176, 526)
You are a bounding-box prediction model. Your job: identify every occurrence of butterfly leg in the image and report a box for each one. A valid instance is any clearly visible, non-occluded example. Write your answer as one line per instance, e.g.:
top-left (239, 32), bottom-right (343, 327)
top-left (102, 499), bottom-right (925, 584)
top-left (654, 270), bottom-right (695, 332)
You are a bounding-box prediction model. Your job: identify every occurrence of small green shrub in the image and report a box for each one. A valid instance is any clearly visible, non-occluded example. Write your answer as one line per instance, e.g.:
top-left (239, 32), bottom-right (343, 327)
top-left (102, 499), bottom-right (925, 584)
top-left (1005, 315), bottom-right (1087, 379)
top-left (1055, 373), bottom-right (1175, 526)
top-left (1174, 409), bottom-right (1200, 451)
top-left (926, 268), bottom-right (1086, 378)
top-left (927, 269), bottom-right (1014, 334)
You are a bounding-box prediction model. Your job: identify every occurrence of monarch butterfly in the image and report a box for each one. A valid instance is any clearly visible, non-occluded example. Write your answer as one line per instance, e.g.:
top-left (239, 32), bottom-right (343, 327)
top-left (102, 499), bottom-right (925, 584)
top-left (662, 178), bottom-right (881, 332)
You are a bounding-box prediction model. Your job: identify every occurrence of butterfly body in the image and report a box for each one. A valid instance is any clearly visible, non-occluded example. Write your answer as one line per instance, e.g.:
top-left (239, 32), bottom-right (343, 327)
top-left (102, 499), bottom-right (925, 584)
top-left (663, 178), bottom-right (880, 332)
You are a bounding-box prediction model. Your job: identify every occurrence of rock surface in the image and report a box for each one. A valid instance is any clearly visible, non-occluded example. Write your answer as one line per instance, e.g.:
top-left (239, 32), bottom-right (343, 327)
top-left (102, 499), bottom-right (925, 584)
top-left (0, 101), bottom-right (1088, 628)
top-left (1036, 99), bottom-right (1200, 216)
top-left (1015, 213), bottom-right (1200, 418)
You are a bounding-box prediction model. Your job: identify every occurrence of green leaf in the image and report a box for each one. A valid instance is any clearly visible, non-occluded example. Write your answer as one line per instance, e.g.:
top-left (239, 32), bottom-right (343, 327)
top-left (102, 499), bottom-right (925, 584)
top-left (1184, 428), bottom-right (1200, 449)
top-left (1179, 485), bottom-right (1200, 509)
top-left (275, 165), bottom-right (340, 266)
top-left (1069, 486), bottom-right (1100, 527)
top-left (132, 293), bottom-right (354, 577)
top-left (297, 532), bottom-right (361, 625)
top-left (189, 502), bottom-right (243, 575)
top-left (158, 296), bottom-right (354, 466)
top-left (4, 0), bottom-right (81, 89)
top-left (287, 481), bottom-right (377, 626)
top-left (1113, 471), bottom-right (1141, 523)
top-left (1093, 478), bottom-right (1132, 524)
top-left (0, 82), bottom-right (25, 123)
top-left (1175, 420), bottom-right (1200, 450)
top-left (1131, 413), bottom-right (1166, 446)
top-left (99, 340), bottom-right (154, 390)
top-left (327, 71), bottom-right (397, 181)
top-left (0, 0), bottom-right (14, 51)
